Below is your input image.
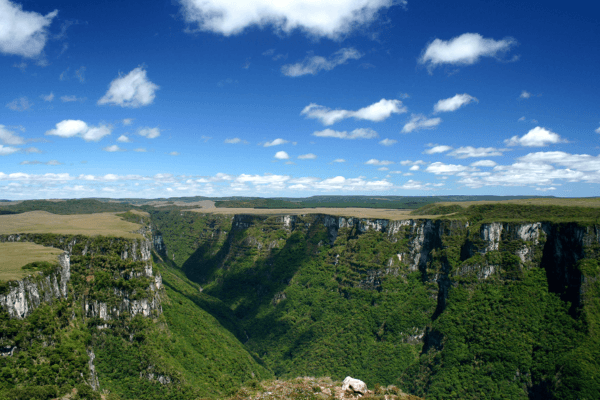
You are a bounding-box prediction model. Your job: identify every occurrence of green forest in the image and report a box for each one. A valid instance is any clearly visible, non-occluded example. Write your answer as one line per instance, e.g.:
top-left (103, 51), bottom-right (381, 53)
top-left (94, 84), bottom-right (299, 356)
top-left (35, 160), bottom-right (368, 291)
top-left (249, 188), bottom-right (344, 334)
top-left (0, 200), bottom-right (599, 399)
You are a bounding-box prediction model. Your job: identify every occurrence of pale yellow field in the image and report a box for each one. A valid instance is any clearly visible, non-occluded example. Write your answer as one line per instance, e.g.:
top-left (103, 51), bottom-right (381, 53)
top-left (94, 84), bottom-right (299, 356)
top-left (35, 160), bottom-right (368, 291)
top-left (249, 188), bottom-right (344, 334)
top-left (0, 242), bottom-right (64, 281)
top-left (187, 207), bottom-right (422, 220)
top-left (0, 211), bottom-right (144, 239)
top-left (433, 197), bottom-right (600, 209)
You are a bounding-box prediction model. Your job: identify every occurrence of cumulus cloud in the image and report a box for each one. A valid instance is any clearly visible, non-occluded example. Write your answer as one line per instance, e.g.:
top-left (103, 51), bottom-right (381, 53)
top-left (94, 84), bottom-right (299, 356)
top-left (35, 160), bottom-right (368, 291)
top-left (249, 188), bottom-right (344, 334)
top-left (103, 145), bottom-right (124, 152)
top-left (45, 120), bottom-right (112, 142)
top-left (424, 145), bottom-right (452, 154)
top-left (0, 0), bottom-right (58, 58)
top-left (505, 126), bottom-right (566, 147)
top-left (434, 93), bottom-right (478, 113)
top-left (98, 67), bottom-right (159, 108)
top-left (470, 160), bottom-right (497, 167)
top-left (426, 162), bottom-right (475, 175)
top-left (379, 138), bottom-right (397, 146)
top-left (595, 126), bottom-right (600, 134)
top-left (40, 92), bottom-right (54, 102)
top-left (0, 145), bottom-right (19, 156)
top-left (0, 125), bottom-right (26, 145)
top-left (282, 48), bottom-right (362, 77)
top-left (303, 99), bottom-right (406, 126)
top-left (137, 127), bottom-right (161, 139)
top-left (365, 159), bottom-right (394, 166)
top-left (332, 158), bottom-right (345, 163)
top-left (6, 97), bottom-right (32, 111)
top-left (264, 138), bottom-right (288, 147)
top-left (448, 146), bottom-right (504, 158)
top-left (419, 33), bottom-right (516, 71)
top-left (122, 118), bottom-right (134, 126)
top-left (312, 128), bottom-right (378, 140)
top-left (117, 135), bottom-right (131, 143)
top-left (402, 114), bottom-right (441, 133)
top-left (178, 0), bottom-right (401, 39)
top-left (298, 153), bottom-right (316, 160)
top-left (274, 151), bottom-right (289, 160)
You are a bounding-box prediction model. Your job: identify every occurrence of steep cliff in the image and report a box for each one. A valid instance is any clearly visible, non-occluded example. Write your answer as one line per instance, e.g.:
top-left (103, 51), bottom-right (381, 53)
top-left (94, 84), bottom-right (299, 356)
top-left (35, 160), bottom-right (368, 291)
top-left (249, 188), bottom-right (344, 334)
top-left (0, 230), bottom-right (271, 400)
top-left (152, 209), bottom-right (600, 400)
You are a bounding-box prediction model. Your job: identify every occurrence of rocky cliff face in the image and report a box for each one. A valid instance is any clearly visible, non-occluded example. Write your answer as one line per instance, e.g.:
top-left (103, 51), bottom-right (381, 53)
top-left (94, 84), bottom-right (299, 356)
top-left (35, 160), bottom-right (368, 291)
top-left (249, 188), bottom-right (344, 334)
top-left (0, 234), bottom-right (163, 322)
top-left (0, 252), bottom-right (70, 319)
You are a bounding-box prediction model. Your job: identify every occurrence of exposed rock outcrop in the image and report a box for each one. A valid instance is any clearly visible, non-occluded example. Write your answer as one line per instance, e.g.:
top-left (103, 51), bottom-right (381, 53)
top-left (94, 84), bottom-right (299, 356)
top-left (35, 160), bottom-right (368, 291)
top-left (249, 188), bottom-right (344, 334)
top-left (0, 252), bottom-right (70, 319)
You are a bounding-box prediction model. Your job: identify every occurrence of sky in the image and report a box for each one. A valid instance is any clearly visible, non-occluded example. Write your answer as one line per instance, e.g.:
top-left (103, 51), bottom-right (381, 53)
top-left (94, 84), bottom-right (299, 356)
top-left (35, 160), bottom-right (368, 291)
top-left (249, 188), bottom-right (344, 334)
top-left (1, 0), bottom-right (599, 199)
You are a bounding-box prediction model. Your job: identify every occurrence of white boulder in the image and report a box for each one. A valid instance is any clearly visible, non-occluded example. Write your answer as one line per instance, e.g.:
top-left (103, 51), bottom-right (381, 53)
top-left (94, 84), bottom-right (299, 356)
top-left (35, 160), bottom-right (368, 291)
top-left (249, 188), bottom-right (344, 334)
top-left (342, 376), bottom-right (367, 395)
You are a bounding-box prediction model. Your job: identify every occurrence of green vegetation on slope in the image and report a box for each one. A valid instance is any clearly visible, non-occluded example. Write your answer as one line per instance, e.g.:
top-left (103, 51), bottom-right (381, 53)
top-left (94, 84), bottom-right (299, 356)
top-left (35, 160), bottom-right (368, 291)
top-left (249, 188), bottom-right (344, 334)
top-left (0, 233), bottom-right (271, 400)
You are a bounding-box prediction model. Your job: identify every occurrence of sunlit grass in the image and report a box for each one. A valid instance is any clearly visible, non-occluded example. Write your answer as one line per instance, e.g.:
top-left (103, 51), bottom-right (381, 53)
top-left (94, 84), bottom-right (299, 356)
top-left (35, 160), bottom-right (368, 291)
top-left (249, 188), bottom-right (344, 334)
top-left (0, 242), bottom-right (64, 281)
top-left (0, 211), bottom-right (144, 239)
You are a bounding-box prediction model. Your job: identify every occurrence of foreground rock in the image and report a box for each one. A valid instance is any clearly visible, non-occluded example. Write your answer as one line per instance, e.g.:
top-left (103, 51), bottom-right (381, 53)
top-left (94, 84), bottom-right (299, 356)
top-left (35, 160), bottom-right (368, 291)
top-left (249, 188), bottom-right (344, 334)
top-left (226, 377), bottom-right (423, 400)
top-left (342, 376), bottom-right (367, 396)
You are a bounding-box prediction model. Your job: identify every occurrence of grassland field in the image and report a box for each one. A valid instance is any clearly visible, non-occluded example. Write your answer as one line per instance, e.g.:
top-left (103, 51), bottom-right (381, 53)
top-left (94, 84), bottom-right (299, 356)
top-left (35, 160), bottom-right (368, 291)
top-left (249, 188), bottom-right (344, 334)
top-left (0, 242), bottom-right (65, 281)
top-left (0, 211), bottom-right (144, 239)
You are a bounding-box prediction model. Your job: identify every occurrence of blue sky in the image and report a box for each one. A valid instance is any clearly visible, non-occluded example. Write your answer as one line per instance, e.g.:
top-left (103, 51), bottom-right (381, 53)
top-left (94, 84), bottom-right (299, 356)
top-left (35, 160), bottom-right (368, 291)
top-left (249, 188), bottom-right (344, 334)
top-left (1, 0), bottom-right (599, 199)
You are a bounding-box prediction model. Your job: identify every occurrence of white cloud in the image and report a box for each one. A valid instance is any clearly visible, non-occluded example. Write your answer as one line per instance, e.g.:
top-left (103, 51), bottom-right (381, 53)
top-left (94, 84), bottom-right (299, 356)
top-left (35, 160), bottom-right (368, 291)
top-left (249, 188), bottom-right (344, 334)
top-left (6, 96), bottom-right (32, 111)
top-left (122, 118), bottom-right (134, 126)
top-left (302, 98), bottom-right (406, 125)
top-left (45, 120), bottom-right (112, 142)
top-left (98, 67), bottom-right (159, 108)
top-left (434, 93), bottom-right (478, 113)
top-left (178, 0), bottom-right (401, 39)
top-left (169, 151), bottom-right (180, 156)
top-left (470, 160), bottom-right (497, 167)
top-left (312, 128), bottom-right (378, 140)
top-left (518, 116), bottom-right (526, 122)
top-left (409, 165), bottom-right (420, 171)
top-left (298, 153), bottom-right (316, 160)
top-left (137, 127), bottom-right (161, 139)
top-left (24, 147), bottom-right (41, 153)
top-left (117, 135), bottom-right (131, 143)
top-left (378, 167), bottom-right (388, 171)
top-left (402, 114), bottom-right (441, 133)
top-left (424, 145), bottom-right (452, 154)
top-left (426, 162), bottom-right (475, 175)
top-left (75, 66), bottom-right (86, 83)
top-left (0, 0), bottom-right (58, 58)
top-left (520, 90), bottom-right (532, 99)
top-left (400, 159), bottom-right (426, 166)
top-left (40, 92), bottom-right (54, 102)
top-left (224, 137), bottom-right (247, 144)
top-left (419, 33), bottom-right (516, 71)
top-left (282, 48), bottom-right (362, 77)
top-left (365, 159), bottom-right (394, 166)
top-left (0, 145), bottom-right (19, 156)
top-left (505, 126), bottom-right (566, 147)
top-left (20, 160), bottom-right (62, 166)
top-left (60, 95), bottom-right (85, 103)
top-left (201, 135), bottom-right (212, 142)
top-left (332, 158), bottom-right (345, 163)
top-left (264, 138), bottom-right (288, 147)
top-left (448, 146), bottom-right (504, 158)
top-left (134, 148), bottom-right (147, 152)
top-left (274, 151), bottom-right (289, 160)
top-left (0, 125), bottom-right (26, 145)
top-left (595, 126), bottom-right (600, 134)
top-left (103, 145), bottom-right (124, 152)
top-left (379, 138), bottom-right (397, 146)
